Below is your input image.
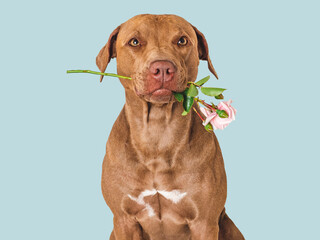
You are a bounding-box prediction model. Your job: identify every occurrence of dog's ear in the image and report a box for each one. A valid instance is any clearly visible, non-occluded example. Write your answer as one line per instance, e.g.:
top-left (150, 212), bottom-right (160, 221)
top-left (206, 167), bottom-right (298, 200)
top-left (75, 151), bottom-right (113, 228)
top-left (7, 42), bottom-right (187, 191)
top-left (96, 26), bottom-right (120, 82)
top-left (192, 26), bottom-right (219, 79)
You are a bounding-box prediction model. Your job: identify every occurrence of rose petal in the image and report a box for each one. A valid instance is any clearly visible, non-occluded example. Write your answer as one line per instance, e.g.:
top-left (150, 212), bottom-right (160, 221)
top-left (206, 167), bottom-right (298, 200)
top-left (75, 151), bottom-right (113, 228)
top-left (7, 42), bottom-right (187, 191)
top-left (203, 112), bottom-right (217, 126)
top-left (200, 100), bottom-right (236, 130)
top-left (200, 107), bottom-right (209, 117)
top-left (200, 107), bottom-right (217, 126)
top-left (210, 100), bottom-right (236, 130)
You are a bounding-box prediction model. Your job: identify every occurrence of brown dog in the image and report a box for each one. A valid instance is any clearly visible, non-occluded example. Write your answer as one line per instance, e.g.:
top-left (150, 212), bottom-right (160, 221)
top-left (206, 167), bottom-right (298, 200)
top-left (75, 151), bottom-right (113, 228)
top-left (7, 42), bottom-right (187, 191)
top-left (96, 14), bottom-right (245, 240)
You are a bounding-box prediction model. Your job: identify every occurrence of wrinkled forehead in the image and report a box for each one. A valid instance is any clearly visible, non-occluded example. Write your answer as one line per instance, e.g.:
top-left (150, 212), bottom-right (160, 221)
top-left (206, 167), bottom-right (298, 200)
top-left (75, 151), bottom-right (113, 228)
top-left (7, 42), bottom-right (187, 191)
top-left (118, 14), bottom-right (197, 44)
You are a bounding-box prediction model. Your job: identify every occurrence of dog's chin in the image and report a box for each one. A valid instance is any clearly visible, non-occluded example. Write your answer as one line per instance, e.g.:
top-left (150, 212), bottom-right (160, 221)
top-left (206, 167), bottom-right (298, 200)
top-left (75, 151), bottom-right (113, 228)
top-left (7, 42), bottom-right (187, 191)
top-left (141, 89), bottom-right (173, 104)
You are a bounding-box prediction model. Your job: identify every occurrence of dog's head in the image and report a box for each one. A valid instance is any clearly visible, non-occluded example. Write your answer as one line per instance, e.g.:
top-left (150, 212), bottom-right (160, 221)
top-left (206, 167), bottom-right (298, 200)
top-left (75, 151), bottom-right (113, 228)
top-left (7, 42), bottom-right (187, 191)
top-left (96, 14), bottom-right (218, 104)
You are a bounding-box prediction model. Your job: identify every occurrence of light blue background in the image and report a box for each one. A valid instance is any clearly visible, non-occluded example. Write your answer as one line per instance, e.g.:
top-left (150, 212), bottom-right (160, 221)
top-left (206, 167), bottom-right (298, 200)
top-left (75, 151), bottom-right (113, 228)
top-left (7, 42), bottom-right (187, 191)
top-left (1, 0), bottom-right (319, 239)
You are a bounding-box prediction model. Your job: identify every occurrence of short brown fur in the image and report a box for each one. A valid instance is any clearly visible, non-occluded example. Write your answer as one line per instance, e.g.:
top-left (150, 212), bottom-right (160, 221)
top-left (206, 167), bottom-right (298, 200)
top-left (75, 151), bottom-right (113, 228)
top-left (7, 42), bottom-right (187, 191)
top-left (97, 14), bottom-right (245, 240)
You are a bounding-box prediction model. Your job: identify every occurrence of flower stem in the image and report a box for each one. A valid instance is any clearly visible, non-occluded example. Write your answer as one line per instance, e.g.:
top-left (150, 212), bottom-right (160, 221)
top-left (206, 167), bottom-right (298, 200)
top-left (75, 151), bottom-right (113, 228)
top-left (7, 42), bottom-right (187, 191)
top-left (66, 70), bottom-right (132, 80)
top-left (193, 107), bottom-right (204, 122)
top-left (188, 82), bottom-right (202, 88)
top-left (194, 98), bottom-right (216, 110)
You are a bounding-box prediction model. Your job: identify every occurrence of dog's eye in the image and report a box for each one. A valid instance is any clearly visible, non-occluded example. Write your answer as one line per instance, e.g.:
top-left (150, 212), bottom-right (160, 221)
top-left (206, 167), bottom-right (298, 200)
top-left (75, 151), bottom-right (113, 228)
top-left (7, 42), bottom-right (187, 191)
top-left (177, 36), bottom-right (188, 46)
top-left (128, 38), bottom-right (140, 47)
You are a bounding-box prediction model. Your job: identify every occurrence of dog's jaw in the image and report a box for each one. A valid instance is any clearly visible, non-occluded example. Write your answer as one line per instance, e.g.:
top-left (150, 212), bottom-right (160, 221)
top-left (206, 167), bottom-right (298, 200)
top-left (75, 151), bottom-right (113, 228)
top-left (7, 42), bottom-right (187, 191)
top-left (138, 88), bottom-right (174, 104)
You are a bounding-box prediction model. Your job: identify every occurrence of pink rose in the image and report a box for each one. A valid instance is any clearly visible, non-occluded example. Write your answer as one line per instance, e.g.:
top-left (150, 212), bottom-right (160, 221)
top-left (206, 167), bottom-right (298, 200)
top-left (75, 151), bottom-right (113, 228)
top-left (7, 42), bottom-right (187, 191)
top-left (200, 100), bottom-right (236, 130)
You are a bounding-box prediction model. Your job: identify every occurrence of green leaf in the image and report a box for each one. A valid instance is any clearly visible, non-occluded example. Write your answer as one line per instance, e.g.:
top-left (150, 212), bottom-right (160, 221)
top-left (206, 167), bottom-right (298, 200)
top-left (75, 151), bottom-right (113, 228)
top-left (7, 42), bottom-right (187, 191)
top-left (173, 92), bottom-right (184, 102)
top-left (183, 96), bottom-right (194, 113)
top-left (186, 84), bottom-right (199, 97)
top-left (205, 123), bottom-right (213, 132)
top-left (215, 94), bottom-right (224, 100)
top-left (201, 87), bottom-right (226, 97)
top-left (195, 75), bottom-right (210, 86)
top-left (181, 110), bottom-right (188, 116)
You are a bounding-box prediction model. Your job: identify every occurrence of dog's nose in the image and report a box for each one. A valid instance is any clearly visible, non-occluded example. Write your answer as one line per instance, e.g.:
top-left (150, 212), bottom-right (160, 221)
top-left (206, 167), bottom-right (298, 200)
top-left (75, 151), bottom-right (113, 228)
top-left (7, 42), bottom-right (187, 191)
top-left (149, 61), bottom-right (176, 82)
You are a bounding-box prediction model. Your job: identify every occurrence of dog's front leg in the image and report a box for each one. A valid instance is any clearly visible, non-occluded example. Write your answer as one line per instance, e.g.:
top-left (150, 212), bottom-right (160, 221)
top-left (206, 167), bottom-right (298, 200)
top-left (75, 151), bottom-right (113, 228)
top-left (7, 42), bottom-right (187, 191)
top-left (189, 221), bottom-right (219, 240)
top-left (110, 216), bottom-right (143, 240)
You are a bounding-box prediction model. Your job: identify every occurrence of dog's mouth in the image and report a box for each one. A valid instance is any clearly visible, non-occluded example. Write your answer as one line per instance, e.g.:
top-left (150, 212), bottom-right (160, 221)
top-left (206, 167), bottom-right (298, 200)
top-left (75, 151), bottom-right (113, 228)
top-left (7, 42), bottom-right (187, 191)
top-left (151, 88), bottom-right (172, 96)
top-left (150, 91), bottom-right (173, 103)
top-left (135, 87), bottom-right (173, 103)
top-left (147, 88), bottom-right (173, 103)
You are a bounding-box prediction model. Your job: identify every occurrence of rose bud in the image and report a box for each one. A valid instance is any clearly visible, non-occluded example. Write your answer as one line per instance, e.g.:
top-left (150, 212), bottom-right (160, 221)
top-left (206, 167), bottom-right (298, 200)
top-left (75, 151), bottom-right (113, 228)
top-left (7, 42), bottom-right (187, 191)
top-left (216, 109), bottom-right (229, 118)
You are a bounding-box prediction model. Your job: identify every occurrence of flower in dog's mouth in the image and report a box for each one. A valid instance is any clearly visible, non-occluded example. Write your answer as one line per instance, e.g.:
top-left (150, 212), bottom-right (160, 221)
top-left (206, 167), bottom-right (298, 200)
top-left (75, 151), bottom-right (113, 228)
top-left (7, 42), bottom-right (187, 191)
top-left (172, 75), bottom-right (236, 131)
top-left (200, 100), bottom-right (236, 130)
top-left (66, 70), bottom-right (236, 132)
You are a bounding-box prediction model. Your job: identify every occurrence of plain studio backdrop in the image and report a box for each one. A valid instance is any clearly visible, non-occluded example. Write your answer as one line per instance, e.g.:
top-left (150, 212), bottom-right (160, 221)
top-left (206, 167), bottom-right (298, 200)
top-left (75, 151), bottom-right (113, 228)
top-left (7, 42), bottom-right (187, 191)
top-left (1, 0), bottom-right (319, 239)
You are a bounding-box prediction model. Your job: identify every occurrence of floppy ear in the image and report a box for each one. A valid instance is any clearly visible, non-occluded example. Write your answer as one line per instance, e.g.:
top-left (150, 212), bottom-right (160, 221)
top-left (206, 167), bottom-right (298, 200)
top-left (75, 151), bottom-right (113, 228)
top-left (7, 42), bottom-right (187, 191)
top-left (96, 26), bottom-right (120, 82)
top-left (192, 26), bottom-right (219, 79)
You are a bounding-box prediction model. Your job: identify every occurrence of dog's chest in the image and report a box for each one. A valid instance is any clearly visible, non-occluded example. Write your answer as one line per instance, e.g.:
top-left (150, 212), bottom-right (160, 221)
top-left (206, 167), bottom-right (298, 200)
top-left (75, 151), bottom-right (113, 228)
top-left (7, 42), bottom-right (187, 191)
top-left (122, 188), bottom-right (197, 224)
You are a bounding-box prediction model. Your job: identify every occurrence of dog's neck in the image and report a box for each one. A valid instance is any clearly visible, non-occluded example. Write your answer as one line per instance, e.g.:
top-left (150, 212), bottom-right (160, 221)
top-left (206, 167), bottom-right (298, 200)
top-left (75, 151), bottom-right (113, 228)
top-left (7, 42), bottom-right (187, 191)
top-left (123, 90), bottom-right (195, 168)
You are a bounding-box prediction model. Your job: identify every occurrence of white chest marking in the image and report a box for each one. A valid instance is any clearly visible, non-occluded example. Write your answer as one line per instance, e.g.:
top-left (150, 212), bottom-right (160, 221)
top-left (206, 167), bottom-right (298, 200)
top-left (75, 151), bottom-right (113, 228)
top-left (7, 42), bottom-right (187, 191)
top-left (157, 190), bottom-right (187, 204)
top-left (128, 189), bottom-right (157, 217)
top-left (128, 189), bottom-right (187, 217)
